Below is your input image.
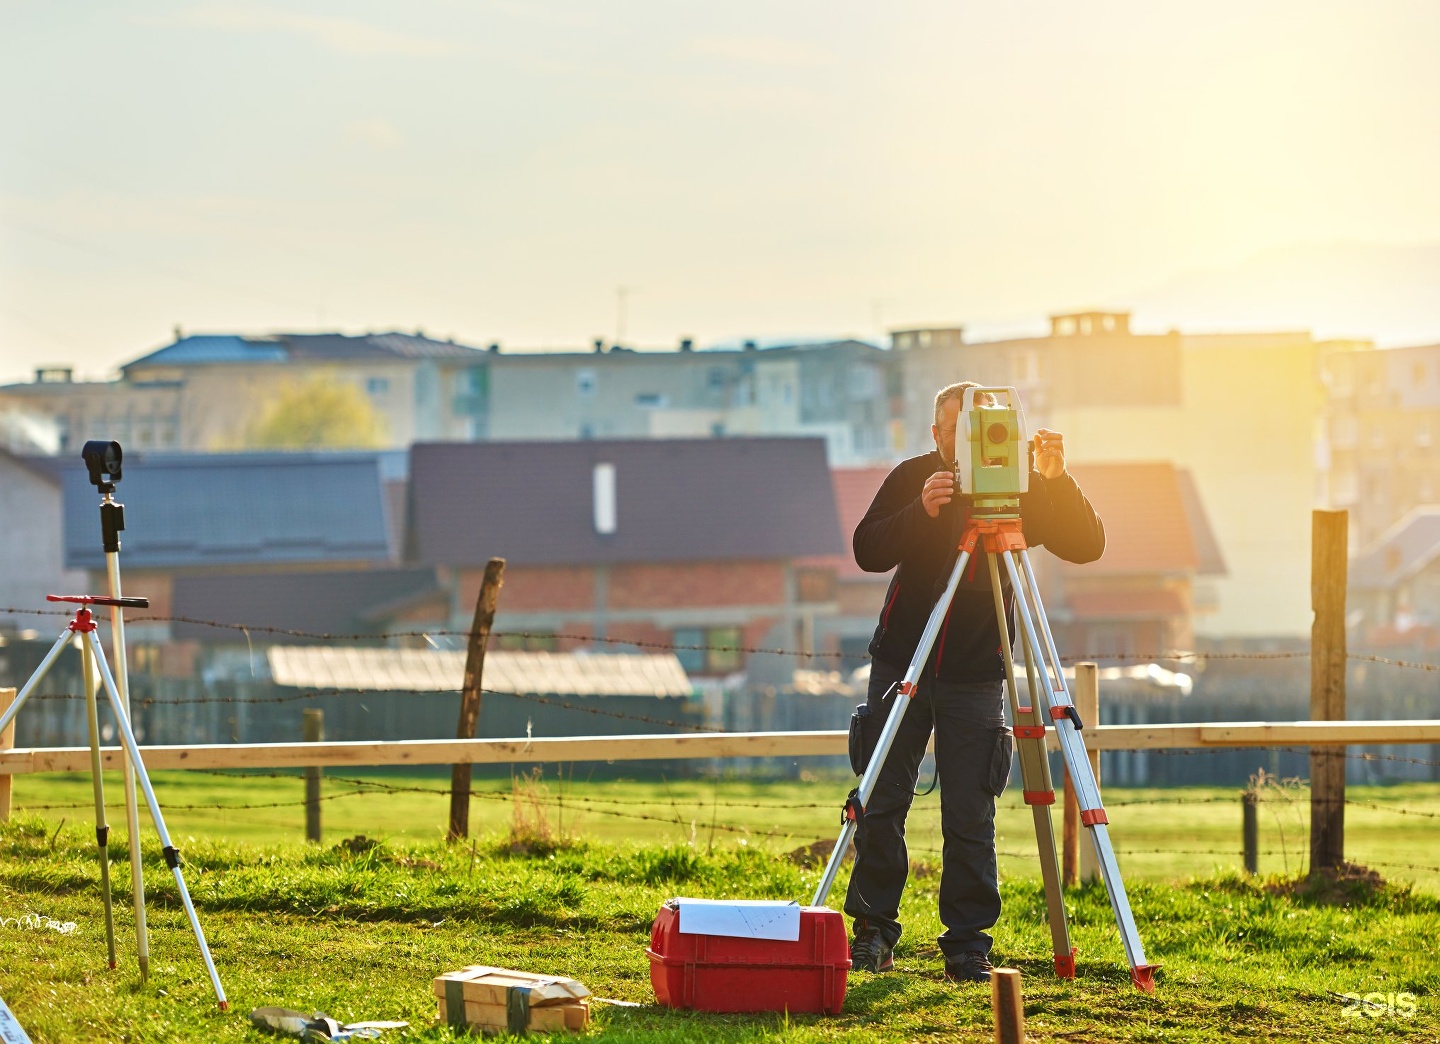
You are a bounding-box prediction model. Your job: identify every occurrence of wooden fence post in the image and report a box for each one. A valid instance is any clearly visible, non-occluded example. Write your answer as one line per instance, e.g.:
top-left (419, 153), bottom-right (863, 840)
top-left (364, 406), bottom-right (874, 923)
top-left (1063, 664), bottom-right (1101, 885)
top-left (304, 709), bottom-right (323, 843)
top-left (448, 558), bottom-right (506, 842)
top-left (0, 688), bottom-right (15, 821)
top-left (1310, 510), bottom-right (1347, 873)
top-left (1242, 790), bottom-right (1259, 875)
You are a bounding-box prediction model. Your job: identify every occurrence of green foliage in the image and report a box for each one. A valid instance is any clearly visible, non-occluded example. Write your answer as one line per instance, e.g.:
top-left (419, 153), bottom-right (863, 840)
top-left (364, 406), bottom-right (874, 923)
top-left (244, 374), bottom-right (388, 449)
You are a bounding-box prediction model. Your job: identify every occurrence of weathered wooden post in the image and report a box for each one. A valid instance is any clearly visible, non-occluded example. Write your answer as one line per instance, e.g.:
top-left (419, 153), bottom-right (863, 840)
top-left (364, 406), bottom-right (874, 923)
top-left (1310, 510), bottom-right (1347, 873)
top-left (1242, 790), bottom-right (1259, 875)
top-left (304, 709), bottom-right (323, 843)
top-left (1063, 663), bottom-right (1101, 885)
top-left (0, 688), bottom-right (14, 821)
top-left (448, 558), bottom-right (506, 842)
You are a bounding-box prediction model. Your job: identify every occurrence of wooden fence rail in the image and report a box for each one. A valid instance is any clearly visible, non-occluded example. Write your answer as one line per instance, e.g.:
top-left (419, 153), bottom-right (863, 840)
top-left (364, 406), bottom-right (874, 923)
top-left (2, 720), bottom-right (1439, 776)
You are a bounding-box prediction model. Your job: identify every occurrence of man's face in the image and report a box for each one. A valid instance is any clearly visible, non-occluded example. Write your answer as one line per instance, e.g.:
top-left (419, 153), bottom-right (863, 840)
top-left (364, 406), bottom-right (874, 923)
top-left (931, 398), bottom-right (962, 468)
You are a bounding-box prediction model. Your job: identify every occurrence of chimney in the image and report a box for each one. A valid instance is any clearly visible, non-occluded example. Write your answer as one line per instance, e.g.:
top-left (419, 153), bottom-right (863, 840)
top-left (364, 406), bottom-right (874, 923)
top-left (173, 323), bottom-right (184, 342)
top-left (593, 338), bottom-right (605, 353)
top-left (743, 339), bottom-right (758, 351)
top-left (488, 343), bottom-right (501, 353)
top-left (678, 337), bottom-right (694, 352)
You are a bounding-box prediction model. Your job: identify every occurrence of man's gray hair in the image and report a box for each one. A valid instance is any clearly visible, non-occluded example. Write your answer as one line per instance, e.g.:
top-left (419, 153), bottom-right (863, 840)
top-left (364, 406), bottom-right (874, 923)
top-left (933, 381), bottom-right (991, 425)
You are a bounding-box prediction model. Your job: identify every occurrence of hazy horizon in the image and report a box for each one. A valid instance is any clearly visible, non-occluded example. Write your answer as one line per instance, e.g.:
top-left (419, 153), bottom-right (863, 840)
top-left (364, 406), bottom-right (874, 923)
top-left (4, 1), bottom-right (1439, 383)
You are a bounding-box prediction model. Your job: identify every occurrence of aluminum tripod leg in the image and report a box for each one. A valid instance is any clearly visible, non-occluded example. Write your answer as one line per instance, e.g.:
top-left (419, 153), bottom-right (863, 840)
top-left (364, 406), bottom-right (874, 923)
top-left (105, 550), bottom-right (149, 981)
top-left (0, 629), bottom-right (76, 736)
top-left (80, 638), bottom-right (118, 969)
top-left (0, 627), bottom-right (117, 972)
top-left (811, 546), bottom-right (975, 907)
top-left (83, 630), bottom-right (229, 1009)
top-left (1000, 549), bottom-right (1156, 993)
top-left (985, 553), bottom-right (1074, 979)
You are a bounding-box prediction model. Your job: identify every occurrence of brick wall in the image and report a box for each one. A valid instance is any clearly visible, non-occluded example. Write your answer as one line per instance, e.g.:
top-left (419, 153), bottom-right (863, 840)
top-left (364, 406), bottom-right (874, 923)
top-left (608, 560), bottom-right (786, 609)
top-left (459, 564), bottom-right (596, 613)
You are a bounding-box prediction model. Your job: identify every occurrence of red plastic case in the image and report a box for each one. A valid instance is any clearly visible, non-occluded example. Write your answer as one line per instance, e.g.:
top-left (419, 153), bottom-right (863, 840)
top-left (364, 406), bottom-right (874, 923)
top-left (647, 902), bottom-right (850, 1015)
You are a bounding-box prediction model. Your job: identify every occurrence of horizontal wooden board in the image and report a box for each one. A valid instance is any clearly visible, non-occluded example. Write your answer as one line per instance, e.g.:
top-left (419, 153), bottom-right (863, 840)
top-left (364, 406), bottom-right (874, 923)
top-left (2, 721), bottom-right (1439, 775)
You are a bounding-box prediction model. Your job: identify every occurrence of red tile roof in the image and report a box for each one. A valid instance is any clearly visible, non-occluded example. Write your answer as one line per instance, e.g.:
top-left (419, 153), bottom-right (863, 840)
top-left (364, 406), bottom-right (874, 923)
top-left (800, 467), bottom-right (893, 580)
top-left (1063, 462), bottom-right (1224, 578)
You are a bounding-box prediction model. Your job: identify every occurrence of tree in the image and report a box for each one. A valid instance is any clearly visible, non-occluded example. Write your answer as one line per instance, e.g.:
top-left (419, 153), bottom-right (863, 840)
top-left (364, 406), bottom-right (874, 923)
top-left (245, 375), bottom-right (389, 449)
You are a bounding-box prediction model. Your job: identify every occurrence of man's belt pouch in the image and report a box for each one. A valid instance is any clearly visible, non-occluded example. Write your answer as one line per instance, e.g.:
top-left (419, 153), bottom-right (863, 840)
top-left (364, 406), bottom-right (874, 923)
top-left (848, 704), bottom-right (876, 776)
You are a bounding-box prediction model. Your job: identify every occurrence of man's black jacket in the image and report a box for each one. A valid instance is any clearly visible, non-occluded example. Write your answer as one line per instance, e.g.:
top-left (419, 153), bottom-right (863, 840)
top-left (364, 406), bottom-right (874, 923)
top-left (858, 451), bottom-right (1106, 682)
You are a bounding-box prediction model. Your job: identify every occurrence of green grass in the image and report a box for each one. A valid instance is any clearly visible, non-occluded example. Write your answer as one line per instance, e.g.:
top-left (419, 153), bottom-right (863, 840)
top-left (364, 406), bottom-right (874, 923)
top-left (9, 771), bottom-right (1440, 891)
top-left (1, 776), bottom-right (1439, 1041)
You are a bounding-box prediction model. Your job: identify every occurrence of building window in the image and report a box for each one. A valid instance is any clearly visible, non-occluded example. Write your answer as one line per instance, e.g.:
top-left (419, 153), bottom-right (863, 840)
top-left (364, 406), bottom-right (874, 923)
top-left (673, 627), bottom-right (743, 675)
top-left (367, 376), bottom-right (390, 396)
top-left (634, 392), bottom-right (667, 408)
top-left (576, 369), bottom-right (597, 397)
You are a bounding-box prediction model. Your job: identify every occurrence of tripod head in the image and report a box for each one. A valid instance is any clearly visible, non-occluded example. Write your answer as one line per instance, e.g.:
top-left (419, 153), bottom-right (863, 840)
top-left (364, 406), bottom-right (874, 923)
top-left (47, 594), bottom-right (151, 609)
top-left (953, 386), bottom-right (1030, 519)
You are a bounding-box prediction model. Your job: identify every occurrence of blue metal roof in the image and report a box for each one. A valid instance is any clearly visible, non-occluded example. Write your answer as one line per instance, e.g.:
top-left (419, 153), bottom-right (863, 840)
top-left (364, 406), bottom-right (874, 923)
top-left (123, 336), bottom-right (288, 370)
top-left (62, 452), bottom-right (394, 570)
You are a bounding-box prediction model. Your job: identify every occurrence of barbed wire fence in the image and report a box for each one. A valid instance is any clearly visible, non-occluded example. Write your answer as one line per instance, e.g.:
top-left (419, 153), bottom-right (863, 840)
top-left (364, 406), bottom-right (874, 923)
top-left (2, 607), bottom-right (1437, 883)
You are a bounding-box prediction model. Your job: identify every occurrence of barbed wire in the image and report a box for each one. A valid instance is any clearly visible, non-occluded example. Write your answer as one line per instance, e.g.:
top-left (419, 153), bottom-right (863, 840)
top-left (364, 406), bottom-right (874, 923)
top-left (1145, 747), bottom-right (1440, 769)
top-left (4, 603), bottom-right (1436, 673)
top-left (1345, 800), bottom-right (1440, 820)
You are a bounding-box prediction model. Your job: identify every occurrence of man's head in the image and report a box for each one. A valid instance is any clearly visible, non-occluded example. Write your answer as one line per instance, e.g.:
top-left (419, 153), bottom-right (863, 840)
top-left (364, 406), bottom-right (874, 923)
top-left (931, 381), bottom-right (993, 467)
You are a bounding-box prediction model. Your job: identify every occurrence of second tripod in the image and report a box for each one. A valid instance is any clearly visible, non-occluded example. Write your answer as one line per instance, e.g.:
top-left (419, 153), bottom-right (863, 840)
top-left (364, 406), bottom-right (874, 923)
top-left (0, 598), bottom-right (229, 1009)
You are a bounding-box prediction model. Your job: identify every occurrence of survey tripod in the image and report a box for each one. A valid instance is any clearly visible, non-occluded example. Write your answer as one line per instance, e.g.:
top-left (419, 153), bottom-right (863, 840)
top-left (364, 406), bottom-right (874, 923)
top-left (810, 388), bottom-right (1156, 993)
top-left (0, 441), bottom-right (228, 1008)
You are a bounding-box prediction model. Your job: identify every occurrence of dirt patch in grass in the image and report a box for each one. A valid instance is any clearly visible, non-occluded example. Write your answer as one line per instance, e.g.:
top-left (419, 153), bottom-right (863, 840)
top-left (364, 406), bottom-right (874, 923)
top-left (1266, 861), bottom-right (1387, 906)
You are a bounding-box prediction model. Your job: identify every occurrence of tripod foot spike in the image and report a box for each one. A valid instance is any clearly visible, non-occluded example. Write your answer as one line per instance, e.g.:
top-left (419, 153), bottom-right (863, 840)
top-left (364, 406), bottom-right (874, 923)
top-left (218, 1001), bottom-right (230, 1012)
top-left (138, 955), bottom-right (149, 982)
top-left (1053, 948), bottom-right (1076, 979)
top-left (1130, 965), bottom-right (1158, 994)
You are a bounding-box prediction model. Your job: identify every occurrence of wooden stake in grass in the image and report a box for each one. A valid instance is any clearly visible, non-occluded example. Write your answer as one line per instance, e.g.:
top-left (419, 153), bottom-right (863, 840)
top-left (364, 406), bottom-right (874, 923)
top-left (449, 558), bottom-right (506, 842)
top-left (990, 967), bottom-right (1026, 1044)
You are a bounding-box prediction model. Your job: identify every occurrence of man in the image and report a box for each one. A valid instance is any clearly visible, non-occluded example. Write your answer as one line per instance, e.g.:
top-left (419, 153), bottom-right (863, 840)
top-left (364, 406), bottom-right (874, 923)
top-left (846, 380), bottom-right (1105, 983)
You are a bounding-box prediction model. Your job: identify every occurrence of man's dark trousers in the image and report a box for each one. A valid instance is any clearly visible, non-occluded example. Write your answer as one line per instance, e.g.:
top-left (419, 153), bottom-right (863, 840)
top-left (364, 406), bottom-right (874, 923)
top-left (843, 656), bottom-right (1012, 960)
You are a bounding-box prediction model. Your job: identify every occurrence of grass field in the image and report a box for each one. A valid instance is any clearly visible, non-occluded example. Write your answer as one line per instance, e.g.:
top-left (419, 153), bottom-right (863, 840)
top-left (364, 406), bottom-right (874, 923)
top-left (8, 769), bottom-right (1440, 891)
top-left (2, 773), bottom-right (1439, 1041)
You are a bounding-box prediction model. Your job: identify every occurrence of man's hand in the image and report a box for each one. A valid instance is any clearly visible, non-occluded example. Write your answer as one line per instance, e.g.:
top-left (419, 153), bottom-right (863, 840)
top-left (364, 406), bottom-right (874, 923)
top-left (922, 471), bottom-right (955, 518)
top-left (1033, 428), bottom-right (1067, 480)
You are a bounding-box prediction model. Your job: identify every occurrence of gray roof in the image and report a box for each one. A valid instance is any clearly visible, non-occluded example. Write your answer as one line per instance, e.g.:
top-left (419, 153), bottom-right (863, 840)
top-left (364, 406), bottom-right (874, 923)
top-left (62, 452), bottom-right (395, 570)
top-left (1350, 507), bottom-right (1440, 591)
top-left (171, 567), bottom-right (439, 642)
top-left (121, 332), bottom-right (485, 373)
top-left (408, 437), bottom-right (844, 567)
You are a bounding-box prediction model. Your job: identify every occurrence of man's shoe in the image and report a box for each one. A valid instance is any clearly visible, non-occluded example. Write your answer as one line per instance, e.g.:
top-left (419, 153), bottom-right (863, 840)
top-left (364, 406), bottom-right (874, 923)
top-left (849, 920), bottom-right (894, 974)
top-left (944, 950), bottom-right (993, 983)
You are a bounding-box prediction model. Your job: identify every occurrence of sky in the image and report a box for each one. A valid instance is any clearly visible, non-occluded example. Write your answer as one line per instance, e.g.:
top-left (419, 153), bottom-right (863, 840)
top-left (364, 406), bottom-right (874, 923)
top-left (3, 1), bottom-right (1439, 382)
